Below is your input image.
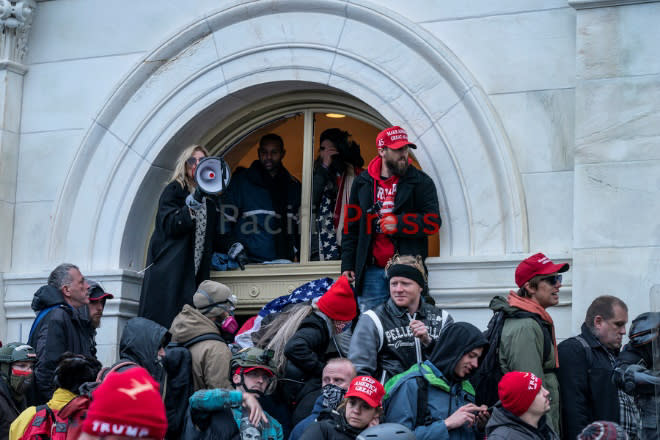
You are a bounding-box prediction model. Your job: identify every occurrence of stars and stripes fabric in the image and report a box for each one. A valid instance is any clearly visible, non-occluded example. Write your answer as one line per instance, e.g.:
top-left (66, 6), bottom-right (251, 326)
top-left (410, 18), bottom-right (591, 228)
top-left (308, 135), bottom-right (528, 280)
top-left (234, 277), bottom-right (335, 348)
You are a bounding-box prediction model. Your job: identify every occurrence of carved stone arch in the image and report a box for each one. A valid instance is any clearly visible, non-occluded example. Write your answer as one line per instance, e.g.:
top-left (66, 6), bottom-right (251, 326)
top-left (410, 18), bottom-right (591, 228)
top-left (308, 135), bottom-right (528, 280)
top-left (49, 0), bottom-right (528, 271)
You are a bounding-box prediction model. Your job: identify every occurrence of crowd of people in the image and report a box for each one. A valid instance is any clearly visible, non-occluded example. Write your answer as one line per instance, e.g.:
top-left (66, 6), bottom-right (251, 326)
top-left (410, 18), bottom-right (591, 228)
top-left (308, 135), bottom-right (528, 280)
top-left (1, 125), bottom-right (658, 440)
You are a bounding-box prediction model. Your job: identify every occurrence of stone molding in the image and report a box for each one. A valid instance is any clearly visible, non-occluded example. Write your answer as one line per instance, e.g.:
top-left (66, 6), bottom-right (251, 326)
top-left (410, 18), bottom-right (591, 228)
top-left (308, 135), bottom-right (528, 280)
top-left (47, 0), bottom-right (528, 275)
top-left (569, 0), bottom-right (659, 9)
top-left (0, 0), bottom-right (36, 64)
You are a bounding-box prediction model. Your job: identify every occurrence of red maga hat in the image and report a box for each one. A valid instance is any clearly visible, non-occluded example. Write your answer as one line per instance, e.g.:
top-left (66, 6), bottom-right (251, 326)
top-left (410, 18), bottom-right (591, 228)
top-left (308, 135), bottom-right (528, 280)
top-left (376, 126), bottom-right (417, 150)
top-left (515, 253), bottom-right (569, 288)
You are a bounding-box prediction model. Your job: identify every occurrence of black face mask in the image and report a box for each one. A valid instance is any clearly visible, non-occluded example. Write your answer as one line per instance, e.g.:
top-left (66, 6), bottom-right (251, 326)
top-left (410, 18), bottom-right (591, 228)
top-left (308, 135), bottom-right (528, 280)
top-left (322, 383), bottom-right (346, 410)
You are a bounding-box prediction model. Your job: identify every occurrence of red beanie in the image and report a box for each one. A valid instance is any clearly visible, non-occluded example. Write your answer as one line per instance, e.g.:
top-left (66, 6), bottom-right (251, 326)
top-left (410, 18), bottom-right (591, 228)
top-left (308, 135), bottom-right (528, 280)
top-left (82, 367), bottom-right (167, 439)
top-left (317, 275), bottom-right (357, 321)
top-left (498, 371), bottom-right (542, 416)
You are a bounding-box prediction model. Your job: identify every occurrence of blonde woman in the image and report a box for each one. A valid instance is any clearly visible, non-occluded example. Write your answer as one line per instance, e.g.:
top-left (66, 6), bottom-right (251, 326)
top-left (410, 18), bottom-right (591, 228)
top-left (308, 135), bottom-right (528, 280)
top-left (139, 145), bottom-right (225, 328)
top-left (348, 254), bottom-right (453, 384)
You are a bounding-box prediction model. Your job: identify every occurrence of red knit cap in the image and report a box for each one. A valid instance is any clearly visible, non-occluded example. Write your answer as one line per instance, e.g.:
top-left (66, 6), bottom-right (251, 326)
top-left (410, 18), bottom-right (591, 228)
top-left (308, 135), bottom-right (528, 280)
top-left (316, 275), bottom-right (357, 321)
top-left (498, 371), bottom-right (542, 416)
top-left (82, 367), bottom-right (167, 439)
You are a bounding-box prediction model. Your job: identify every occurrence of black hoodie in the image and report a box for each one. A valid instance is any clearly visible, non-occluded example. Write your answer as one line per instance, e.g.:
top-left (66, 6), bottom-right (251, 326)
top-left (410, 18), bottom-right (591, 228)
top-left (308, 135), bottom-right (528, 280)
top-left (118, 317), bottom-right (170, 382)
top-left (428, 322), bottom-right (489, 384)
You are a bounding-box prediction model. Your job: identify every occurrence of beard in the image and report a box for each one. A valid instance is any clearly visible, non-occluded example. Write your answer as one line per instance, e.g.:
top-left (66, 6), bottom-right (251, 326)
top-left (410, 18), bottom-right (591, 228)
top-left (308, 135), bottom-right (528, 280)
top-left (385, 156), bottom-right (408, 176)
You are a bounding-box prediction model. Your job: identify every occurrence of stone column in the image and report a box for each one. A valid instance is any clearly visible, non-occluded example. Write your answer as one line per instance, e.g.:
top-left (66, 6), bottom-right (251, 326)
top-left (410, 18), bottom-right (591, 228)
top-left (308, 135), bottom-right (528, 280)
top-left (570, 0), bottom-right (660, 331)
top-left (0, 0), bottom-right (36, 341)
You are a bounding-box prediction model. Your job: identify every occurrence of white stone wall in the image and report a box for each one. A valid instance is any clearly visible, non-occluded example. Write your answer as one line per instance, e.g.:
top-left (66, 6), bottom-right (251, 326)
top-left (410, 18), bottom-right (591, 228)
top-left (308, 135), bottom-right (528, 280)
top-left (1, 0), bottom-right (658, 358)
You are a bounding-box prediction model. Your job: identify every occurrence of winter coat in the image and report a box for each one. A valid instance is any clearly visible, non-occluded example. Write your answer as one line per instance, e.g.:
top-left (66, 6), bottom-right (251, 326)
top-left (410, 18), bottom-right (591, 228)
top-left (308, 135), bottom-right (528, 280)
top-left (139, 180), bottom-right (225, 329)
top-left (299, 408), bottom-right (363, 440)
top-left (290, 394), bottom-right (325, 440)
top-left (558, 323), bottom-right (622, 439)
top-left (489, 296), bottom-right (560, 434)
top-left (485, 406), bottom-right (558, 440)
top-left (0, 377), bottom-right (24, 440)
top-left (118, 317), bottom-right (169, 382)
top-left (221, 160), bottom-right (302, 262)
top-left (349, 297), bottom-right (452, 384)
top-left (383, 322), bottom-right (488, 440)
top-left (27, 285), bottom-right (94, 405)
top-left (340, 158), bottom-right (440, 294)
top-left (169, 304), bottom-right (232, 391)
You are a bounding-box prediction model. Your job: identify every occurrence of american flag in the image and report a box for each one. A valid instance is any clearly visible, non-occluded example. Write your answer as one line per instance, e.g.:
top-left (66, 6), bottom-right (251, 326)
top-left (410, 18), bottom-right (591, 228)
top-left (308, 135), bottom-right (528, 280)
top-left (234, 277), bottom-right (334, 348)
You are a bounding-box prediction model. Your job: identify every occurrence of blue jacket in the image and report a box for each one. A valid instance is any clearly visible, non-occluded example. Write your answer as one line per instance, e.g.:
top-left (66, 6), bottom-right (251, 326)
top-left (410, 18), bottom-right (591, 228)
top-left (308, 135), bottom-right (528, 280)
top-left (384, 361), bottom-right (478, 440)
top-left (189, 389), bottom-right (284, 440)
top-left (221, 160), bottom-right (301, 262)
top-left (289, 395), bottom-right (324, 440)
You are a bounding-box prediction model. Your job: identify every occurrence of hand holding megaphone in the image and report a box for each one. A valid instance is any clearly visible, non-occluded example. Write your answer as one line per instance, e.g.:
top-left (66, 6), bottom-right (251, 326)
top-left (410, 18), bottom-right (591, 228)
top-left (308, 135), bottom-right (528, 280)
top-left (195, 157), bottom-right (231, 195)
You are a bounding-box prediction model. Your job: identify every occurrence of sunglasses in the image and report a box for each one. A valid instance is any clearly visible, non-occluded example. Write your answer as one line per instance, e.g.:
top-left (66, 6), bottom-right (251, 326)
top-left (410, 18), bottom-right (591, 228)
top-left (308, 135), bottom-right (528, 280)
top-left (186, 156), bottom-right (203, 167)
top-left (540, 274), bottom-right (563, 285)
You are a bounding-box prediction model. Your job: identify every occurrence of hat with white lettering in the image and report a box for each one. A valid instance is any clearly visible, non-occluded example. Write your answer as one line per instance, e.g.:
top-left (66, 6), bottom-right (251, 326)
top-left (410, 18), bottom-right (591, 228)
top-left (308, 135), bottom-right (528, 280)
top-left (515, 252), bottom-right (569, 288)
top-left (498, 371), bottom-right (542, 416)
top-left (82, 367), bottom-right (167, 439)
top-left (344, 375), bottom-right (385, 408)
top-left (376, 126), bottom-right (417, 150)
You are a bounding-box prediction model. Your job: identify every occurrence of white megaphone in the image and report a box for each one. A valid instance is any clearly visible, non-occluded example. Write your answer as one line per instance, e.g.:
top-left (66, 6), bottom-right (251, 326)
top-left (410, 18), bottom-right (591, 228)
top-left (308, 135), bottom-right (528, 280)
top-left (194, 157), bottom-right (231, 195)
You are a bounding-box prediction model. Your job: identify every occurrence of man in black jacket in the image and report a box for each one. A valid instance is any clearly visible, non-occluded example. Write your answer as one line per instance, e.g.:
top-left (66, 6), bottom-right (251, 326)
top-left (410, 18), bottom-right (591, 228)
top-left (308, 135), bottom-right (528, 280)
top-left (558, 295), bottom-right (639, 439)
top-left (340, 126), bottom-right (440, 311)
top-left (27, 263), bottom-right (94, 404)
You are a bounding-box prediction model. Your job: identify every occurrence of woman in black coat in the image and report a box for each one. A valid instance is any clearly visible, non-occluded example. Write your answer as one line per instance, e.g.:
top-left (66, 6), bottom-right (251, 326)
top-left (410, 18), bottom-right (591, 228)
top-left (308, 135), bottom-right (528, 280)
top-left (138, 144), bottom-right (226, 328)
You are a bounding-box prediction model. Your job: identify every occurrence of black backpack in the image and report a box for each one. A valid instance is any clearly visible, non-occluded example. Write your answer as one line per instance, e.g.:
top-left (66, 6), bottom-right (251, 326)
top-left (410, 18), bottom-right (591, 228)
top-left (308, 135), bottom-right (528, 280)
top-left (472, 310), bottom-right (553, 407)
top-left (164, 333), bottom-right (226, 439)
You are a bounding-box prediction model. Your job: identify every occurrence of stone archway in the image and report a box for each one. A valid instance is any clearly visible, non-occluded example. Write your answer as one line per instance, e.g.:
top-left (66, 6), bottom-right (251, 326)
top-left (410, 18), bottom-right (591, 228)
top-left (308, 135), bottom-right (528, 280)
top-left (49, 0), bottom-right (527, 274)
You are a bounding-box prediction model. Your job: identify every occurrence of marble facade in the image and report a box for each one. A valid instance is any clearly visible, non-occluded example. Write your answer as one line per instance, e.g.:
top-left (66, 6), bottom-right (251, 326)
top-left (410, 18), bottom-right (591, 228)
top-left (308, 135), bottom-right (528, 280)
top-left (1, 0), bottom-right (658, 364)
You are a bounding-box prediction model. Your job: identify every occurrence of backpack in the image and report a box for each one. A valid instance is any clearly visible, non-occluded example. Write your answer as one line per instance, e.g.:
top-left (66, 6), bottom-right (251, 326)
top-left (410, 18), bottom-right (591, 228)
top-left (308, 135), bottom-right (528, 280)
top-left (165, 333), bottom-right (226, 439)
top-left (472, 310), bottom-right (553, 407)
top-left (20, 361), bottom-right (136, 440)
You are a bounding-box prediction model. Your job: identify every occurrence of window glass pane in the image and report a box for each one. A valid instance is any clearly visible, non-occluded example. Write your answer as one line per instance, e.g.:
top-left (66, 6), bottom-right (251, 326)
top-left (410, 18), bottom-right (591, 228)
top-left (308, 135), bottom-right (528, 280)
top-left (221, 113), bottom-right (303, 265)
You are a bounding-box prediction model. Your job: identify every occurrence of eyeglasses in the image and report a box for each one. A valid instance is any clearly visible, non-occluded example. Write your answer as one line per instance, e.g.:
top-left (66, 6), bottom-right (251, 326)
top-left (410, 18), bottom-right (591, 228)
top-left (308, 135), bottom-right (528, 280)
top-left (540, 274), bottom-right (562, 285)
top-left (186, 156), bottom-right (203, 167)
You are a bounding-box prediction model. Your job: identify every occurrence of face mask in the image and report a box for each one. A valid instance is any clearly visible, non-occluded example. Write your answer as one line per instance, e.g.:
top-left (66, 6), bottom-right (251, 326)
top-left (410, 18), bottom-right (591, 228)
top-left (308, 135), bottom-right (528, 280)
top-left (221, 315), bottom-right (239, 335)
top-left (322, 383), bottom-right (346, 410)
top-left (10, 368), bottom-right (32, 395)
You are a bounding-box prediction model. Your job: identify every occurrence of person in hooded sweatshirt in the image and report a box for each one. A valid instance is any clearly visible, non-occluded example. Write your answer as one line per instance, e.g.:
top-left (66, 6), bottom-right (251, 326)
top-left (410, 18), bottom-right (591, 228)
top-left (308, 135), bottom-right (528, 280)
top-left (485, 371), bottom-right (558, 440)
top-left (340, 126), bottom-right (441, 312)
top-left (114, 317), bottom-right (171, 384)
top-left (169, 280), bottom-right (236, 391)
top-left (383, 322), bottom-right (490, 440)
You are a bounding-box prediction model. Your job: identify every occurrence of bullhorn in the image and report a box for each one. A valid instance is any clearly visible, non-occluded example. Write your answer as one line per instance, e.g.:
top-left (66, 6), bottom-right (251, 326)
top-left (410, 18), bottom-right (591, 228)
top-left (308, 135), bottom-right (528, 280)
top-left (194, 157), bottom-right (231, 195)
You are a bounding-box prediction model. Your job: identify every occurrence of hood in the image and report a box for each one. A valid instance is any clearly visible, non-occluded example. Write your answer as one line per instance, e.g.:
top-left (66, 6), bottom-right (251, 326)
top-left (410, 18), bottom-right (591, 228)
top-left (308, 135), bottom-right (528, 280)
top-left (169, 304), bottom-right (221, 342)
top-left (489, 294), bottom-right (520, 316)
top-left (31, 285), bottom-right (65, 312)
top-left (486, 406), bottom-right (550, 437)
top-left (316, 408), bottom-right (363, 436)
top-left (428, 322), bottom-right (488, 383)
top-left (119, 317), bottom-right (169, 378)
